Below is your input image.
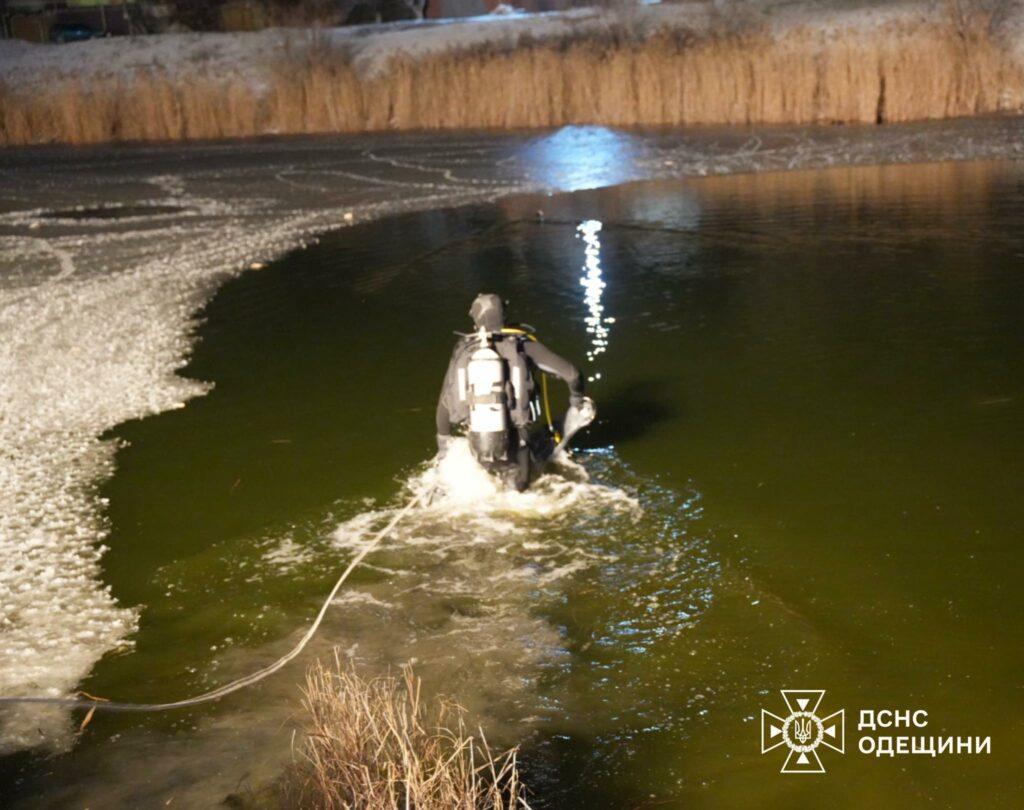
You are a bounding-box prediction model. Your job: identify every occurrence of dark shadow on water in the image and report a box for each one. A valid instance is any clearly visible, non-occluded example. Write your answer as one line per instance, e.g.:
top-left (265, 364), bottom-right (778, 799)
top-left (519, 734), bottom-right (643, 810)
top-left (575, 380), bottom-right (679, 449)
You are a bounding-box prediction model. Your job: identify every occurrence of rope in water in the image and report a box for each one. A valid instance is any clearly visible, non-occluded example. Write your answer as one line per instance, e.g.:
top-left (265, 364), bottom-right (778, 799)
top-left (0, 488), bottom-right (430, 713)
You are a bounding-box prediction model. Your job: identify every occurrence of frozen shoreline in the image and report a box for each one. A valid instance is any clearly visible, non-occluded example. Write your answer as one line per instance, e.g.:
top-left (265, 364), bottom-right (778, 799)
top-left (1, 120), bottom-right (1023, 752)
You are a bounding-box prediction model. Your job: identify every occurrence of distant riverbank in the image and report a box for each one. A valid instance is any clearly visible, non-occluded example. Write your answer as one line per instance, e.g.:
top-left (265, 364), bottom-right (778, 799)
top-left (2, 1), bottom-right (1024, 146)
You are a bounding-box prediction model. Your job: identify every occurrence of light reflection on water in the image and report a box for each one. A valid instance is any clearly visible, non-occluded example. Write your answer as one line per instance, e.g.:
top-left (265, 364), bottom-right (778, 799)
top-left (576, 219), bottom-right (612, 372)
top-left (523, 126), bottom-right (648, 192)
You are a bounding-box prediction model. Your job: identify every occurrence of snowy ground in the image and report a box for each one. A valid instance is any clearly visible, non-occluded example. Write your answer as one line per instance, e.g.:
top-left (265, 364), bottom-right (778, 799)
top-left (0, 1), bottom-right (1004, 90)
top-left (1, 119), bottom-right (1024, 752)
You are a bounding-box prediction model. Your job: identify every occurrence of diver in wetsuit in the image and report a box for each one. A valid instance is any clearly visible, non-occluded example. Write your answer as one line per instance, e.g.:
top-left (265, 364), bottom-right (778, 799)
top-left (435, 294), bottom-right (593, 491)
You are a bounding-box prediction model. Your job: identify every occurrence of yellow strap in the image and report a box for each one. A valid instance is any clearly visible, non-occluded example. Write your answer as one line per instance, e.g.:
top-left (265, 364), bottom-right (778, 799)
top-left (501, 328), bottom-right (561, 442)
top-left (541, 373), bottom-right (562, 443)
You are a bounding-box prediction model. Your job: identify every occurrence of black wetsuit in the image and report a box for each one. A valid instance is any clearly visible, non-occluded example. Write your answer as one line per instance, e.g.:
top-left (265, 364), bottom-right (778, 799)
top-left (436, 337), bottom-right (585, 490)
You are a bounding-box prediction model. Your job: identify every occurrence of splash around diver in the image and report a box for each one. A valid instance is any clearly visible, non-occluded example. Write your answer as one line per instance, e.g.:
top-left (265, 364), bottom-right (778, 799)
top-left (436, 294), bottom-right (596, 491)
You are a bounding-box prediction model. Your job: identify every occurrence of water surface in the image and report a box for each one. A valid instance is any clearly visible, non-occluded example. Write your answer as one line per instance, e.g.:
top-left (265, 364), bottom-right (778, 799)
top-left (4, 159), bottom-right (1024, 808)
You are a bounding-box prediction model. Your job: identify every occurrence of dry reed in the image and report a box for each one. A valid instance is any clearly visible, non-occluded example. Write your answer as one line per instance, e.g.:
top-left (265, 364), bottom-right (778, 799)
top-left (281, 657), bottom-right (528, 809)
top-left (2, 11), bottom-right (1023, 146)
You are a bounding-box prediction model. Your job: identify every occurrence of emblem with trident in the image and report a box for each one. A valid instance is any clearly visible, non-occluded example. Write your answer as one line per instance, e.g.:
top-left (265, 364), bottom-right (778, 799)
top-left (761, 690), bottom-right (845, 774)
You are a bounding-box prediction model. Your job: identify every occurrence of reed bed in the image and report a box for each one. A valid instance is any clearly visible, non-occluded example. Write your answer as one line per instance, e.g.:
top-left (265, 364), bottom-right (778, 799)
top-left (280, 658), bottom-right (527, 809)
top-left (2, 11), bottom-right (1023, 146)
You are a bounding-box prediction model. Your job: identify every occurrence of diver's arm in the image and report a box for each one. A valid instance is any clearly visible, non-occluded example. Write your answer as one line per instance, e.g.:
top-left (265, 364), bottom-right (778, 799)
top-left (524, 341), bottom-right (585, 406)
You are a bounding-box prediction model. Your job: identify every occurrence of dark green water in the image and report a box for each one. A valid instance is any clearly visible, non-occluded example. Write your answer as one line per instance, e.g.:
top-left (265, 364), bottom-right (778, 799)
top-left (9, 160), bottom-right (1024, 808)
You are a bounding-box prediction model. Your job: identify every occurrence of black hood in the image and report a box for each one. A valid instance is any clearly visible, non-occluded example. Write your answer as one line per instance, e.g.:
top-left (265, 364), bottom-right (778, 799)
top-left (469, 293), bottom-right (504, 331)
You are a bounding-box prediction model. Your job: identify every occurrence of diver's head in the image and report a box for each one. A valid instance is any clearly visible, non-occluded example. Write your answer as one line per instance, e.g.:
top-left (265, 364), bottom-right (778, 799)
top-left (469, 293), bottom-right (505, 332)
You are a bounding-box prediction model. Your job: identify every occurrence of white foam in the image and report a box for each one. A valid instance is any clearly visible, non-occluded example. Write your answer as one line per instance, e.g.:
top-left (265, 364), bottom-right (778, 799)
top-left (422, 438), bottom-right (636, 517)
top-left (332, 438), bottom-right (639, 560)
top-left (319, 440), bottom-right (646, 726)
top-left (260, 535), bottom-right (314, 571)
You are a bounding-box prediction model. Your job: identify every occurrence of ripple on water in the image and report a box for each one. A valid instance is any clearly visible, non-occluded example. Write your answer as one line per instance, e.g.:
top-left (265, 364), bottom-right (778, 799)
top-left (306, 439), bottom-right (719, 739)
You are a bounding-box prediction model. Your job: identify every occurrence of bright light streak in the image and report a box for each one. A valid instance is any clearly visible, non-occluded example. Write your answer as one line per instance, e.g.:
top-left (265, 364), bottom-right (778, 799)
top-left (577, 219), bottom-right (610, 364)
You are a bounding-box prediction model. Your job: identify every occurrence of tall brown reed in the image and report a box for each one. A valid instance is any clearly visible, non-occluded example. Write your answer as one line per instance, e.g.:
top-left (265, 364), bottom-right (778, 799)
top-left (2, 15), bottom-right (1022, 146)
top-left (281, 658), bottom-right (528, 809)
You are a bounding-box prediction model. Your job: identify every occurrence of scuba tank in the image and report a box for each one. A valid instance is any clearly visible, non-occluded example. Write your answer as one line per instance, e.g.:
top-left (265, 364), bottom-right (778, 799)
top-left (466, 328), bottom-right (510, 463)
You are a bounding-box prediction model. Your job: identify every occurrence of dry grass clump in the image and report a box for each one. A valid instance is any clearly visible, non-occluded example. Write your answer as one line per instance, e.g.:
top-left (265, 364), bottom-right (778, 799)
top-left (282, 658), bottom-right (528, 809)
top-left (2, 9), bottom-right (1024, 146)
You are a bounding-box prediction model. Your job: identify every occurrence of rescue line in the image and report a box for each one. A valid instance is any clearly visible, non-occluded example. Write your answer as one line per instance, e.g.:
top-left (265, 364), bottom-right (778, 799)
top-left (0, 487), bottom-right (431, 714)
top-left (0, 294), bottom-right (597, 718)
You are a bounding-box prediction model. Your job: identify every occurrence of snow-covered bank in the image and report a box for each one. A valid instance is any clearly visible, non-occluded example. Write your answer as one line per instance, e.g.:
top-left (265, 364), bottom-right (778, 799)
top-left (2, 2), bottom-right (1023, 146)
top-left (0, 3), bottom-right (931, 83)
